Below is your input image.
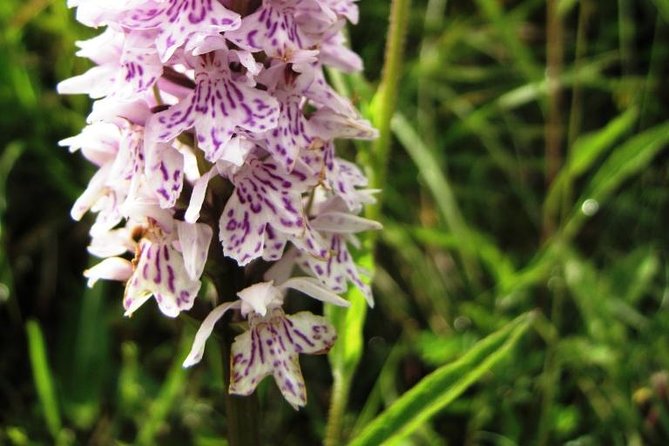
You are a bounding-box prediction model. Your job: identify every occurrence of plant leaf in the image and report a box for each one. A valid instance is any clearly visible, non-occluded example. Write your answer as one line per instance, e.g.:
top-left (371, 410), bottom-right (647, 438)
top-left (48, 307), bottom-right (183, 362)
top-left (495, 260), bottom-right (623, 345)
top-left (350, 313), bottom-right (533, 446)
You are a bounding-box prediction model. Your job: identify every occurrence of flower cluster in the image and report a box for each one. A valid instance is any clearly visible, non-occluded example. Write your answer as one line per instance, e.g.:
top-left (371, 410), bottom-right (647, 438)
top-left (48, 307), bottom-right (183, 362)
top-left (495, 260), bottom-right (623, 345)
top-left (59, 0), bottom-right (379, 408)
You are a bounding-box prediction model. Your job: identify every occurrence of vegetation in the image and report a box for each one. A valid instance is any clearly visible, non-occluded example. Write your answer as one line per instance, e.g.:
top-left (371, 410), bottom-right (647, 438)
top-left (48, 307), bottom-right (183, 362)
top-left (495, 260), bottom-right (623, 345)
top-left (1, 0), bottom-right (669, 444)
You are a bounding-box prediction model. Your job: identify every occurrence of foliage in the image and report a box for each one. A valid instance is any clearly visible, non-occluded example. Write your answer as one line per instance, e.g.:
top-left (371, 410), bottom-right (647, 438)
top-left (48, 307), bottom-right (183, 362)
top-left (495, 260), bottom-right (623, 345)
top-left (1, 0), bottom-right (669, 444)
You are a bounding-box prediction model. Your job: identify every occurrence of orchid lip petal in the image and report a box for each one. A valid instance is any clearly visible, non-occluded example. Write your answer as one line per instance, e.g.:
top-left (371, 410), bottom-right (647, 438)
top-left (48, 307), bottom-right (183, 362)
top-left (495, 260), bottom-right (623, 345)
top-left (123, 236), bottom-right (202, 318)
top-left (123, 292), bottom-right (152, 318)
top-left (229, 307), bottom-right (337, 409)
top-left (220, 157), bottom-right (322, 265)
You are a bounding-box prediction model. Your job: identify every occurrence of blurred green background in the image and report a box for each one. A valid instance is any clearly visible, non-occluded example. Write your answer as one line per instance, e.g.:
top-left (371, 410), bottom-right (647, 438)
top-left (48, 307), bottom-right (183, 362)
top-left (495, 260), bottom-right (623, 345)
top-left (2, 0), bottom-right (669, 444)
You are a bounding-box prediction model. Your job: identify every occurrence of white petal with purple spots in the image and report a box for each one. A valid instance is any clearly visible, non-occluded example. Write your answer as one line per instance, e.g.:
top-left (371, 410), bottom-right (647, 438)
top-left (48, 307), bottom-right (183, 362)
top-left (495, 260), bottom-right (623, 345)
top-left (120, 0), bottom-right (241, 62)
top-left (225, 0), bottom-right (311, 58)
top-left (229, 307), bottom-right (336, 409)
top-left (147, 52), bottom-right (279, 163)
top-left (145, 142), bottom-right (184, 208)
top-left (124, 236), bottom-right (201, 318)
top-left (219, 157), bottom-right (323, 265)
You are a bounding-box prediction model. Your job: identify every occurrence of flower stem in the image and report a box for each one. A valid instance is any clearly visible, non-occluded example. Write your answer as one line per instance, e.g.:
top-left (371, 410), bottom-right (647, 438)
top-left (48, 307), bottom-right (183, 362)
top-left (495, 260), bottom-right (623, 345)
top-left (365, 0), bottom-right (411, 224)
top-left (324, 2), bottom-right (411, 446)
top-left (324, 370), bottom-right (350, 446)
top-left (208, 243), bottom-right (260, 446)
top-left (542, 0), bottom-right (564, 238)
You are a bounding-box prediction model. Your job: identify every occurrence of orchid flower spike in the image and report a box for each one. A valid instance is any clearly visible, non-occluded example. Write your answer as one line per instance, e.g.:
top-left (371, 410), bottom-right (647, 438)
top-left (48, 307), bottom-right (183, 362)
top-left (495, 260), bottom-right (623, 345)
top-left (61, 0), bottom-right (378, 409)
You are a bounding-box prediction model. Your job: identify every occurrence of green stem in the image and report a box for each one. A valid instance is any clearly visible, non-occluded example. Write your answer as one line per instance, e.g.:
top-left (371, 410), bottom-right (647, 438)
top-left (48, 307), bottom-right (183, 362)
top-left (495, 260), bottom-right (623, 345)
top-left (542, 0), bottom-right (564, 239)
top-left (324, 1), bottom-right (411, 445)
top-left (562, 1), bottom-right (591, 228)
top-left (537, 280), bottom-right (564, 446)
top-left (365, 0), bottom-right (412, 225)
top-left (208, 234), bottom-right (259, 446)
top-left (324, 370), bottom-right (351, 446)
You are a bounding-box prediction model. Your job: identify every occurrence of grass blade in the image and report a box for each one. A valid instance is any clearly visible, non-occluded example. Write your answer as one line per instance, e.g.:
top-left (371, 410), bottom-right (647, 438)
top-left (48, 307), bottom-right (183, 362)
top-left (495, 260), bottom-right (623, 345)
top-left (544, 107), bottom-right (638, 219)
top-left (350, 313), bottom-right (533, 446)
top-left (564, 121), bottom-right (669, 239)
top-left (26, 319), bottom-right (62, 438)
top-left (135, 333), bottom-right (191, 446)
top-left (391, 112), bottom-right (480, 284)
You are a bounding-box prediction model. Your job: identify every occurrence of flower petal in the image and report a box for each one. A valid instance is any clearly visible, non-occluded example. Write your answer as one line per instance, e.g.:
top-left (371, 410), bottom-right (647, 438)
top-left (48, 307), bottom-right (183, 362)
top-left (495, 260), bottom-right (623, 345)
top-left (184, 167), bottom-right (216, 223)
top-left (225, 1), bottom-right (311, 57)
top-left (219, 157), bottom-right (321, 265)
top-left (120, 0), bottom-right (241, 62)
top-left (284, 311), bottom-right (337, 355)
top-left (148, 52), bottom-right (279, 163)
top-left (183, 301), bottom-right (240, 367)
top-left (84, 257), bottom-right (133, 287)
top-left (261, 93), bottom-right (311, 172)
top-left (123, 238), bottom-right (201, 317)
top-left (176, 221), bottom-right (212, 280)
top-left (297, 233), bottom-right (374, 307)
top-left (229, 328), bottom-right (273, 398)
top-left (237, 281), bottom-right (282, 317)
top-left (308, 107), bottom-right (378, 141)
top-left (280, 277), bottom-right (350, 307)
top-left (229, 307), bottom-right (337, 409)
top-left (310, 212), bottom-right (382, 234)
top-left (145, 142), bottom-right (184, 208)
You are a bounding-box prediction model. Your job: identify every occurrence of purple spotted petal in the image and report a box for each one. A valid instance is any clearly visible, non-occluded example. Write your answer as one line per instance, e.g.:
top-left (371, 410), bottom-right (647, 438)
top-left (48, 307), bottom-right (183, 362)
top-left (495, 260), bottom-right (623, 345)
top-left (299, 142), bottom-right (373, 213)
top-left (308, 107), bottom-right (378, 141)
top-left (147, 51), bottom-right (279, 163)
top-left (293, 1), bottom-right (339, 38)
top-left (228, 328), bottom-right (273, 399)
top-left (229, 308), bottom-right (336, 409)
top-left (262, 224), bottom-right (289, 261)
top-left (124, 237), bottom-right (201, 317)
top-left (120, 0), bottom-right (241, 62)
top-left (304, 68), bottom-right (357, 116)
top-left (225, 0), bottom-right (311, 57)
top-left (219, 157), bottom-right (323, 265)
top-left (121, 30), bottom-right (164, 96)
top-left (323, 0), bottom-right (359, 24)
top-left (296, 231), bottom-right (374, 306)
top-left (329, 157), bottom-right (377, 212)
top-left (68, 121), bottom-right (145, 233)
top-left (261, 93), bottom-right (311, 171)
top-left (145, 142), bottom-right (184, 208)
top-left (57, 28), bottom-right (162, 99)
